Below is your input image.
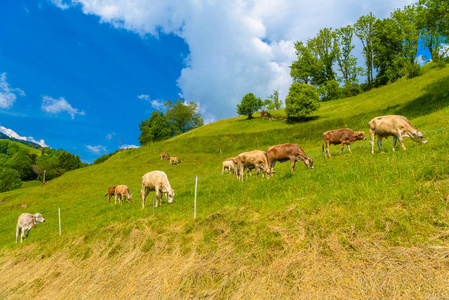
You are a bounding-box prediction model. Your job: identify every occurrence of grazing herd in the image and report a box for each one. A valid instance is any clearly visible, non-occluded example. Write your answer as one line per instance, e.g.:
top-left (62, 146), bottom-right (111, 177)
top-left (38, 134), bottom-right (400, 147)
top-left (15, 115), bottom-right (428, 243)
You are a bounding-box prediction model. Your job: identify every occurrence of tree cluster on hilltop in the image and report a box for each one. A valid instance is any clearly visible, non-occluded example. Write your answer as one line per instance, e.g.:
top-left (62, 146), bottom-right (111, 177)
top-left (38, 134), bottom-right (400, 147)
top-left (237, 0), bottom-right (448, 121)
top-left (0, 140), bottom-right (87, 192)
top-left (139, 99), bottom-right (204, 145)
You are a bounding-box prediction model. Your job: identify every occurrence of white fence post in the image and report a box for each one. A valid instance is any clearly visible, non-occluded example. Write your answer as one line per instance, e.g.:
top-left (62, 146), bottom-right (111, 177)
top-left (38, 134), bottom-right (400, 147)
top-left (194, 176), bottom-right (198, 219)
top-left (153, 197), bottom-right (155, 216)
top-left (58, 207), bottom-right (61, 236)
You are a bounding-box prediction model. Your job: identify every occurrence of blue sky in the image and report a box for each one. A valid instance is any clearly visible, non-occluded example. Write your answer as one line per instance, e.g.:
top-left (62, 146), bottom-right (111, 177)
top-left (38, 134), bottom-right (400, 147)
top-left (0, 0), bottom-right (418, 163)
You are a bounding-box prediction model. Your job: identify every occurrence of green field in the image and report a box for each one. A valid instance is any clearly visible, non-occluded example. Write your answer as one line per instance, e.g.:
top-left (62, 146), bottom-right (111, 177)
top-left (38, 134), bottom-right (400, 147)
top-left (1, 64), bottom-right (449, 298)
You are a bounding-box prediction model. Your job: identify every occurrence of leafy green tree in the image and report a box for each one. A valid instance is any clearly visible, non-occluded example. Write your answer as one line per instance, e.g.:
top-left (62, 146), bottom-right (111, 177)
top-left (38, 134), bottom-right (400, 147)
top-left (58, 152), bottom-right (83, 171)
top-left (7, 151), bottom-right (35, 180)
top-left (266, 90), bottom-right (283, 110)
top-left (290, 28), bottom-right (338, 87)
top-left (417, 0), bottom-right (449, 62)
top-left (0, 168), bottom-right (22, 192)
top-left (139, 111), bottom-right (174, 145)
top-left (373, 17), bottom-right (404, 85)
top-left (318, 80), bottom-right (341, 101)
top-left (355, 12), bottom-right (377, 86)
top-left (285, 82), bottom-right (320, 119)
top-left (164, 99), bottom-right (204, 134)
top-left (290, 41), bottom-right (319, 84)
top-left (335, 25), bottom-right (363, 85)
top-left (237, 93), bottom-right (263, 119)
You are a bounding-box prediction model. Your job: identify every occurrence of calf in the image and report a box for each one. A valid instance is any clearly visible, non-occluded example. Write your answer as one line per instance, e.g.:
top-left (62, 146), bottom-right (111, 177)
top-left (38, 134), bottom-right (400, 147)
top-left (141, 171), bottom-right (175, 208)
top-left (160, 153), bottom-right (170, 160)
top-left (237, 150), bottom-right (271, 182)
top-left (105, 186), bottom-right (117, 202)
top-left (16, 213), bottom-right (45, 243)
top-left (266, 143), bottom-right (313, 173)
top-left (322, 129), bottom-right (367, 158)
top-left (222, 160), bottom-right (236, 174)
top-left (114, 185), bottom-right (132, 204)
top-left (169, 157), bottom-right (181, 165)
top-left (369, 115), bottom-right (427, 154)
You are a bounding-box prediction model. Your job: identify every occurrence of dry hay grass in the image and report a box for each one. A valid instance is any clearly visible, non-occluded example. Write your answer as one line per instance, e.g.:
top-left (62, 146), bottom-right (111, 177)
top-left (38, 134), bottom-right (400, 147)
top-left (1, 229), bottom-right (449, 299)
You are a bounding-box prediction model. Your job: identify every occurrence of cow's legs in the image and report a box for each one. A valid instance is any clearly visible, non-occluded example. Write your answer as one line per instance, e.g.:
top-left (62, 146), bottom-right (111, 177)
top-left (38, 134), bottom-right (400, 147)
top-left (377, 137), bottom-right (384, 152)
top-left (15, 227), bottom-right (20, 243)
top-left (348, 144), bottom-right (352, 153)
top-left (369, 128), bottom-right (376, 154)
top-left (155, 187), bottom-right (160, 207)
top-left (114, 193), bottom-right (118, 205)
top-left (141, 187), bottom-right (149, 209)
top-left (290, 158), bottom-right (295, 172)
top-left (398, 136), bottom-right (406, 150)
top-left (340, 142), bottom-right (345, 155)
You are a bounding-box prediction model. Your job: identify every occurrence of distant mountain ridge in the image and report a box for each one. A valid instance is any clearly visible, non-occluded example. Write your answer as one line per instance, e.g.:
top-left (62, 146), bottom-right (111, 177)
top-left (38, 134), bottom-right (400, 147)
top-left (0, 132), bottom-right (42, 149)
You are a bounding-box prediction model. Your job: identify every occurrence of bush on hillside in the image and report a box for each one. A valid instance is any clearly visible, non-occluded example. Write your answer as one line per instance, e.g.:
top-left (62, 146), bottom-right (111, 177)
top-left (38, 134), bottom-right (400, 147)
top-left (237, 93), bottom-right (263, 119)
top-left (0, 168), bottom-right (22, 192)
top-left (285, 82), bottom-right (320, 119)
top-left (318, 80), bottom-right (341, 101)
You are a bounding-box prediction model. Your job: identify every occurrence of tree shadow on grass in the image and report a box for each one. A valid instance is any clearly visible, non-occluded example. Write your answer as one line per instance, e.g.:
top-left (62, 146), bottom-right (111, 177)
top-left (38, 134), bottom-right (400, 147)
top-left (285, 115), bottom-right (319, 124)
top-left (394, 76), bottom-right (449, 119)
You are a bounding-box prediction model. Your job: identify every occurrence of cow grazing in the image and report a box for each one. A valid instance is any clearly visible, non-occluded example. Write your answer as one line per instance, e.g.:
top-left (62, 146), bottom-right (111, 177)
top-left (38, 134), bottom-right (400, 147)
top-left (369, 115), bottom-right (427, 154)
top-left (222, 160), bottom-right (236, 174)
top-left (237, 150), bottom-right (271, 181)
top-left (322, 129), bottom-right (367, 158)
top-left (114, 185), bottom-right (132, 204)
top-left (141, 171), bottom-right (175, 208)
top-left (169, 157), bottom-right (181, 165)
top-left (105, 186), bottom-right (117, 202)
top-left (266, 143), bottom-right (313, 173)
top-left (16, 213), bottom-right (45, 243)
top-left (160, 153), bottom-right (170, 160)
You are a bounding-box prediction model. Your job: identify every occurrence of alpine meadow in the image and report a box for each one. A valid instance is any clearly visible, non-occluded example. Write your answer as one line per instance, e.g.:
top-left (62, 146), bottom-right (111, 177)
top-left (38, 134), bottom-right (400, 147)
top-left (0, 61), bottom-right (448, 298)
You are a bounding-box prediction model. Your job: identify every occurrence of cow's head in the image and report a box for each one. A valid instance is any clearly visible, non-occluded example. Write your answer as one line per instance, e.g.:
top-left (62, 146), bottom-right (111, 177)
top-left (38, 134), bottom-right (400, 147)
top-left (356, 131), bottom-right (367, 141)
top-left (264, 165), bottom-right (273, 178)
top-left (304, 157), bottom-right (314, 169)
top-left (410, 131), bottom-right (427, 144)
top-left (166, 189), bottom-right (175, 204)
top-left (33, 213), bottom-right (45, 223)
top-left (128, 194), bottom-right (133, 200)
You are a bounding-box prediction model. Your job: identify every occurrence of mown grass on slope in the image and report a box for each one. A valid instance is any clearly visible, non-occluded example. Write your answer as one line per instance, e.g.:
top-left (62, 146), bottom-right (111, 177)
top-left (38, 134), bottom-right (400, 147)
top-left (0, 65), bottom-right (449, 298)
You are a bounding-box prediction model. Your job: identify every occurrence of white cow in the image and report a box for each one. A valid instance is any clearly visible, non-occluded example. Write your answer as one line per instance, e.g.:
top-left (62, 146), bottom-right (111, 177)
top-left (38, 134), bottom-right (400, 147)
top-left (222, 160), bottom-right (236, 174)
top-left (16, 213), bottom-right (45, 243)
top-left (369, 115), bottom-right (427, 154)
top-left (141, 171), bottom-right (175, 208)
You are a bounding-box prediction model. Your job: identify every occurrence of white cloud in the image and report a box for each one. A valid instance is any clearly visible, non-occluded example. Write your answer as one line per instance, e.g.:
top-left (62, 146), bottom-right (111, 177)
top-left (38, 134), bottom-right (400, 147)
top-left (58, 0), bottom-right (414, 121)
top-left (50, 0), bottom-right (71, 10)
top-left (0, 73), bottom-right (25, 109)
top-left (137, 94), bottom-right (150, 101)
top-left (121, 144), bottom-right (139, 149)
top-left (440, 44), bottom-right (449, 58)
top-left (105, 132), bottom-right (115, 140)
top-left (150, 100), bottom-right (165, 110)
top-left (0, 125), bottom-right (48, 147)
top-left (86, 145), bottom-right (107, 154)
top-left (41, 95), bottom-right (85, 119)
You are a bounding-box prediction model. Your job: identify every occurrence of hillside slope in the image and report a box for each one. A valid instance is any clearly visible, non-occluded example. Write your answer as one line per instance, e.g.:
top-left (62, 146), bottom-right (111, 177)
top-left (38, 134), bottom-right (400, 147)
top-left (1, 65), bottom-right (449, 298)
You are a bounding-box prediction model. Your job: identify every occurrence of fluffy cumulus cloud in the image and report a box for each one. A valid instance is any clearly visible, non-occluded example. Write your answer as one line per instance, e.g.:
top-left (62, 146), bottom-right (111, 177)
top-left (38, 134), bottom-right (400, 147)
top-left (41, 95), bottom-right (85, 119)
top-left (120, 144), bottom-right (139, 149)
top-left (0, 125), bottom-right (48, 147)
top-left (86, 145), bottom-right (107, 154)
top-left (0, 73), bottom-right (25, 109)
top-left (56, 0), bottom-right (414, 121)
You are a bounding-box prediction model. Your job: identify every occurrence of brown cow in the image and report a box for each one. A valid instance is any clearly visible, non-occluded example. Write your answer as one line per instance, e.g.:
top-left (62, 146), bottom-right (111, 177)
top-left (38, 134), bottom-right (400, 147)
top-left (160, 152), bottom-right (170, 160)
top-left (369, 115), bottom-right (427, 154)
top-left (169, 157), bottom-right (181, 165)
top-left (237, 150), bottom-right (271, 181)
top-left (105, 186), bottom-right (117, 202)
top-left (114, 185), bottom-right (132, 204)
top-left (266, 143), bottom-right (313, 173)
top-left (322, 129), bottom-right (367, 158)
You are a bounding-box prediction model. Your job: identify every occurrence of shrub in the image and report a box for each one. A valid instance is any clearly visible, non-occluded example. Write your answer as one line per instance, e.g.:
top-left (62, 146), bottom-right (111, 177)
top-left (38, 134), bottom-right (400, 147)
top-left (285, 82), bottom-right (320, 119)
top-left (237, 93), bottom-right (263, 119)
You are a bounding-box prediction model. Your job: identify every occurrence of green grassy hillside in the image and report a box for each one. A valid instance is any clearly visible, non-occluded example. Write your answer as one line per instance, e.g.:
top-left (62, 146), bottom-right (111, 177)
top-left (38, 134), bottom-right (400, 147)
top-left (1, 64), bottom-right (449, 298)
